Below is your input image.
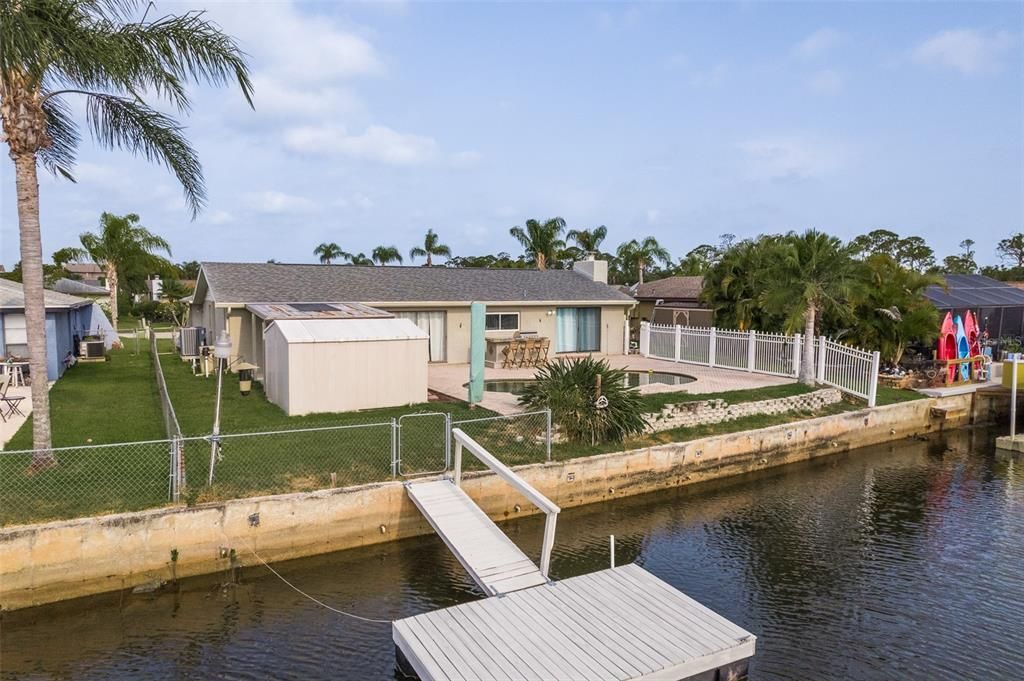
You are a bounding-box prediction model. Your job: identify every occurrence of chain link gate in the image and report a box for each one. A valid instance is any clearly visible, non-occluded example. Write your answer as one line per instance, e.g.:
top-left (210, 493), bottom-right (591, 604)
top-left (395, 412), bottom-right (451, 477)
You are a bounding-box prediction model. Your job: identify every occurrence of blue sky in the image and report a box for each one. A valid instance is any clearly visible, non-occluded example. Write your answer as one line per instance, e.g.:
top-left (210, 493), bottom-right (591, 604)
top-left (1, 1), bottom-right (1022, 269)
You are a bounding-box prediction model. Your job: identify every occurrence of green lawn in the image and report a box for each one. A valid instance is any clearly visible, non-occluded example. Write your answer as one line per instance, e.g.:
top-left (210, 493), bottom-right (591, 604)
top-left (875, 386), bottom-right (927, 405)
top-left (638, 382), bottom-right (817, 413)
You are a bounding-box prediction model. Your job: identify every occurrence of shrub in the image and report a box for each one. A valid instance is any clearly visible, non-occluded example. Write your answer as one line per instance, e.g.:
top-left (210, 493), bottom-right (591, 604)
top-left (518, 357), bottom-right (647, 445)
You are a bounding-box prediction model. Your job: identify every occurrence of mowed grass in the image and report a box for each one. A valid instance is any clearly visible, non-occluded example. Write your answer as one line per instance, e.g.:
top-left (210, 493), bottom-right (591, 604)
top-left (638, 382), bottom-right (817, 413)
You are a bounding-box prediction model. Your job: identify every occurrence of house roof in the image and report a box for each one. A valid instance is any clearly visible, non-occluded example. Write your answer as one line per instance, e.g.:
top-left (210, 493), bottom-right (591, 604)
top-left (64, 262), bottom-right (104, 276)
top-left (196, 262), bottom-right (634, 306)
top-left (631, 276), bottom-right (705, 301)
top-left (925, 274), bottom-right (1024, 310)
top-left (50, 277), bottom-right (108, 296)
top-left (270, 317), bottom-right (429, 344)
top-left (0, 278), bottom-right (92, 310)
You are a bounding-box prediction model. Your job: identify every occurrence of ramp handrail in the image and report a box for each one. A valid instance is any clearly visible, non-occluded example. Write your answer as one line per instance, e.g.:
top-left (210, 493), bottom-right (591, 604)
top-left (451, 428), bottom-right (560, 578)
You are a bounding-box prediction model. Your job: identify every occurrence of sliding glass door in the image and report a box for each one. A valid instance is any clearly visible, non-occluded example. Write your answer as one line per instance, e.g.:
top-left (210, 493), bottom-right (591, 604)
top-left (556, 307), bottom-right (600, 353)
top-left (392, 310), bottom-right (447, 362)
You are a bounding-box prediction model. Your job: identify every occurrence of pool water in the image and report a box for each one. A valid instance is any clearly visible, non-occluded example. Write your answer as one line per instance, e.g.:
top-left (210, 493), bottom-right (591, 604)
top-left (481, 370), bottom-right (695, 395)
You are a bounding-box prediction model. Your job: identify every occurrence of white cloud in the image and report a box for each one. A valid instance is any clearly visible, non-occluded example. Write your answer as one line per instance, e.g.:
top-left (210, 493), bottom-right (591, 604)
top-left (204, 2), bottom-right (384, 83)
top-left (807, 69), bottom-right (843, 95)
top-left (794, 28), bottom-right (841, 59)
top-left (283, 124), bottom-right (439, 165)
top-left (206, 210), bottom-right (235, 225)
top-left (912, 29), bottom-right (1015, 75)
top-left (247, 76), bottom-right (364, 119)
top-left (244, 190), bottom-right (316, 214)
top-left (737, 135), bottom-right (849, 181)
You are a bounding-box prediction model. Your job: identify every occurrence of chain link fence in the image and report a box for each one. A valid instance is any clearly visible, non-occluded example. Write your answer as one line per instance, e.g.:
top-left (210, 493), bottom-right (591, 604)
top-left (0, 409), bottom-right (552, 526)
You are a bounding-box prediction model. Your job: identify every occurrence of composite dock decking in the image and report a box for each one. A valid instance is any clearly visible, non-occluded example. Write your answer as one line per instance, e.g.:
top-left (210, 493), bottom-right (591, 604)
top-left (406, 479), bottom-right (548, 596)
top-left (393, 562), bottom-right (757, 681)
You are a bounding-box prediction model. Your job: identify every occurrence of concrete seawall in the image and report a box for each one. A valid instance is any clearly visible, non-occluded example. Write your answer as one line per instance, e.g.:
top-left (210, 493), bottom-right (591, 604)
top-left (0, 392), bottom-right (989, 611)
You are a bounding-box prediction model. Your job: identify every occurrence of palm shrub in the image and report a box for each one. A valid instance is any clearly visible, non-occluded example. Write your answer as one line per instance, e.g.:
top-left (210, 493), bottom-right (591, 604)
top-left (518, 357), bottom-right (647, 445)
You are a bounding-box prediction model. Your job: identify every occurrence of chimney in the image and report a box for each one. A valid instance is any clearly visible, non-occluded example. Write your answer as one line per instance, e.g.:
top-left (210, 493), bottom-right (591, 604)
top-left (573, 255), bottom-right (608, 284)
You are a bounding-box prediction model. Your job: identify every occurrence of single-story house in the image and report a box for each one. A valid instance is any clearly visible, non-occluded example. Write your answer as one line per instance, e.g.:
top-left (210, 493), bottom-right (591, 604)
top-left (925, 274), bottom-right (1024, 338)
top-left (189, 259), bottom-right (635, 378)
top-left (63, 262), bottom-right (108, 290)
top-left (625, 276), bottom-right (714, 332)
top-left (0, 279), bottom-right (118, 380)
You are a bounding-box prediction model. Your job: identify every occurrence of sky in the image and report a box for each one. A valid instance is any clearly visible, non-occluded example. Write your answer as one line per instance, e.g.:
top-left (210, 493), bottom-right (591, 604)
top-left (1, 1), bottom-right (1022, 269)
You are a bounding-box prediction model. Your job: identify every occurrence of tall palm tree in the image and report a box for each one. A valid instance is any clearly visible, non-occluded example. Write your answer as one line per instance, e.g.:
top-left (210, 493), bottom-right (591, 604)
top-left (566, 225), bottom-right (608, 256)
top-left (347, 253), bottom-right (374, 266)
top-left (409, 229), bottom-right (451, 266)
top-left (616, 236), bottom-right (671, 285)
top-left (0, 0), bottom-right (252, 453)
top-left (372, 245), bottom-right (403, 266)
top-left (759, 230), bottom-right (863, 385)
top-left (74, 212), bottom-right (172, 331)
top-left (509, 217), bottom-right (566, 270)
top-left (313, 242), bottom-right (346, 264)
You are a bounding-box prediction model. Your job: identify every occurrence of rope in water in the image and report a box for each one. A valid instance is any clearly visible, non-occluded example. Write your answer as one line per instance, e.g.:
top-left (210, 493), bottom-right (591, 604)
top-left (244, 544), bottom-right (393, 625)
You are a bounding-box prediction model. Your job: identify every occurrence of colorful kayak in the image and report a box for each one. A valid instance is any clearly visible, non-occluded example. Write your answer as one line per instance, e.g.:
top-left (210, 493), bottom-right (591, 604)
top-left (938, 312), bottom-right (957, 382)
top-left (954, 315), bottom-right (970, 381)
top-left (964, 310), bottom-right (982, 374)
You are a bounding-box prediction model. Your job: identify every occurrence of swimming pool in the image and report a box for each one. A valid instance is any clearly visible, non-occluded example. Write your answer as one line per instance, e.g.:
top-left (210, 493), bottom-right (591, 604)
top-left (477, 370), bottom-right (696, 395)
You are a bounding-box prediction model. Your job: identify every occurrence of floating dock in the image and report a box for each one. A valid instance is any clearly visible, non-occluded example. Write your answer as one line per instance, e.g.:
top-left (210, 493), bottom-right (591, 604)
top-left (395, 429), bottom-right (756, 681)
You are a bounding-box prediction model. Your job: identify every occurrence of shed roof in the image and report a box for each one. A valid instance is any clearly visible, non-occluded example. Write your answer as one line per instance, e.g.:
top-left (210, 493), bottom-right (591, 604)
top-left (248, 302), bottom-right (392, 321)
top-left (197, 262), bottom-right (634, 306)
top-left (269, 317), bottom-right (429, 344)
top-left (0, 278), bottom-right (92, 310)
top-left (925, 274), bottom-right (1024, 309)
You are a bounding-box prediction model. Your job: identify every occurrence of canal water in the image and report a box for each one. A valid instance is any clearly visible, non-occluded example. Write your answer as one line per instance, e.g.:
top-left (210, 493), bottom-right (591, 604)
top-left (3, 427), bottom-right (1022, 680)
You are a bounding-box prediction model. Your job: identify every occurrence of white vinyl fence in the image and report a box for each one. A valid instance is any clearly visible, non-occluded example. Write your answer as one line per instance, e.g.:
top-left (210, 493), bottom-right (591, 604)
top-left (640, 322), bottom-right (880, 406)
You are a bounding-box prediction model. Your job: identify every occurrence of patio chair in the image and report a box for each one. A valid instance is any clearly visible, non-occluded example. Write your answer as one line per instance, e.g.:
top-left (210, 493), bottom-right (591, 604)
top-left (501, 344), bottom-right (514, 369)
top-left (534, 338), bottom-right (551, 366)
top-left (0, 374), bottom-right (24, 423)
top-left (511, 340), bottom-right (528, 368)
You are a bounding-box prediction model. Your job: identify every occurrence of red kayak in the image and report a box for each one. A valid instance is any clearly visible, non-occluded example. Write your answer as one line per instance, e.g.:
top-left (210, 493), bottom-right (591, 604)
top-left (938, 312), bottom-right (958, 382)
top-left (965, 310), bottom-right (981, 374)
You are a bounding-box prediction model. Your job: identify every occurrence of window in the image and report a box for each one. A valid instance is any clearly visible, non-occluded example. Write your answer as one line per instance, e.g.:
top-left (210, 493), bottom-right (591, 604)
top-left (556, 307), bottom-right (601, 353)
top-left (3, 313), bottom-right (27, 345)
top-left (485, 312), bottom-right (519, 332)
top-left (391, 310), bottom-right (447, 362)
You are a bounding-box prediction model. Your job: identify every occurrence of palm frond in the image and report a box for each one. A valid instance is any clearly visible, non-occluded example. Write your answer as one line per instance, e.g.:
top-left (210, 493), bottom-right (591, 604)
top-left (38, 96), bottom-right (80, 180)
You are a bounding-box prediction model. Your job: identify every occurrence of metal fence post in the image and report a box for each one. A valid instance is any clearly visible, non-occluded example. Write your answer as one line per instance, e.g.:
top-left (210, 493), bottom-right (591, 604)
top-left (674, 325), bottom-right (681, 363)
top-left (709, 327), bottom-right (717, 367)
top-left (639, 321), bottom-right (650, 357)
top-left (868, 351), bottom-right (881, 408)
top-left (545, 409), bottom-right (552, 462)
top-left (445, 413), bottom-right (452, 471)
top-left (747, 330), bottom-right (756, 372)
top-left (391, 417), bottom-right (399, 477)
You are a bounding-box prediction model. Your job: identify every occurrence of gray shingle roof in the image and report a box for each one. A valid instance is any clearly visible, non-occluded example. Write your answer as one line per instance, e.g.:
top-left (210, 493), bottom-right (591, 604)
top-left (50, 277), bottom-right (109, 296)
top-left (0, 278), bottom-right (92, 310)
top-left (632, 276), bottom-right (705, 301)
top-left (198, 262), bottom-right (634, 305)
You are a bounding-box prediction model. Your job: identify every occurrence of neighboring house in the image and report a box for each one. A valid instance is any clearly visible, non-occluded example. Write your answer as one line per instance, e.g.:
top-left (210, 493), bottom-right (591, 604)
top-left (50, 277), bottom-right (109, 300)
top-left (0, 279), bottom-right (118, 380)
top-left (626, 276), bottom-right (714, 331)
top-left (64, 262), bottom-right (108, 290)
top-left (189, 260), bottom-right (635, 377)
top-left (925, 274), bottom-right (1024, 338)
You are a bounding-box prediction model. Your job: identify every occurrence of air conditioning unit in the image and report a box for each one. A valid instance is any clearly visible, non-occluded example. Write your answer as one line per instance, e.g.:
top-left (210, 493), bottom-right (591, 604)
top-left (179, 327), bottom-right (206, 358)
top-left (80, 340), bottom-right (105, 359)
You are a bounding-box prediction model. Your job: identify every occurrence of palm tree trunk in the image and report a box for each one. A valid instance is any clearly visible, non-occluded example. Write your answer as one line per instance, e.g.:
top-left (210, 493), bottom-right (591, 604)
top-left (638, 260), bottom-right (645, 285)
top-left (106, 264), bottom-right (119, 330)
top-left (13, 153), bottom-right (55, 461)
top-left (537, 251), bottom-right (546, 270)
top-left (426, 253), bottom-right (432, 267)
top-left (800, 303), bottom-right (817, 386)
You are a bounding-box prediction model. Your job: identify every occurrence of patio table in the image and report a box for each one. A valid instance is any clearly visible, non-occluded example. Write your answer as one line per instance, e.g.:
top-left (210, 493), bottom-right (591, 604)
top-left (1, 362), bottom-right (29, 387)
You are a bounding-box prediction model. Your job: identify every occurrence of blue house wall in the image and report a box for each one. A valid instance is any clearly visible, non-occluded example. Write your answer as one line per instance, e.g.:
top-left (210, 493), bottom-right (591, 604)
top-left (1, 308), bottom-right (83, 381)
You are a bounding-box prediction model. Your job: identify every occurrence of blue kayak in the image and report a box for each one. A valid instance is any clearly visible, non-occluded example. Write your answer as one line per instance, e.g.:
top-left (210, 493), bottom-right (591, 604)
top-left (954, 315), bottom-right (970, 380)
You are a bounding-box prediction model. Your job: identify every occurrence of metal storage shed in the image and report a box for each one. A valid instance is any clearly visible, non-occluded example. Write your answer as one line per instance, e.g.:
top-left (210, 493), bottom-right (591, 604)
top-left (925, 274), bottom-right (1024, 337)
top-left (263, 316), bottom-right (429, 415)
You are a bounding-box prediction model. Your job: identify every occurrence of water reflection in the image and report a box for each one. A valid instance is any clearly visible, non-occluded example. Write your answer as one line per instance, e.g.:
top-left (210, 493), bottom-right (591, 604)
top-left (3, 428), bottom-right (1022, 680)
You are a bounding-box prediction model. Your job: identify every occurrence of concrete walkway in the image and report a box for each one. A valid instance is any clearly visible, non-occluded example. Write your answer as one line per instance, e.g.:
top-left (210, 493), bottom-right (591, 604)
top-left (0, 385), bottom-right (32, 450)
top-left (429, 354), bottom-right (795, 415)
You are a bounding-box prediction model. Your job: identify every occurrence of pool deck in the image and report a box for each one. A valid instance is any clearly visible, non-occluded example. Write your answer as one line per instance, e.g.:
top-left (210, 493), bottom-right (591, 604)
top-left (429, 354), bottom-right (795, 414)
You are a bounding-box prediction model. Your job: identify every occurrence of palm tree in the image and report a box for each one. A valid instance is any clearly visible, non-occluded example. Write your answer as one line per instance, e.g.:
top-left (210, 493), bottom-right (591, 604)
top-left (409, 229), bottom-right (451, 266)
top-left (509, 218), bottom-right (566, 270)
top-left (314, 242), bottom-right (346, 264)
top-left (74, 213), bottom-right (172, 331)
top-left (566, 225), bottom-right (608, 256)
top-left (616, 237), bottom-right (671, 285)
top-left (372, 245), bottom-right (403, 266)
top-left (1, 0), bottom-right (252, 454)
top-left (347, 253), bottom-right (374, 266)
top-left (759, 230), bottom-right (863, 385)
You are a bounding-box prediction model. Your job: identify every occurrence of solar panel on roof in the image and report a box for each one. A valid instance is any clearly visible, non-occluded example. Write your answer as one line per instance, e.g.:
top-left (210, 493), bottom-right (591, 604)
top-left (289, 303), bottom-right (338, 312)
top-left (925, 275), bottom-right (1024, 309)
